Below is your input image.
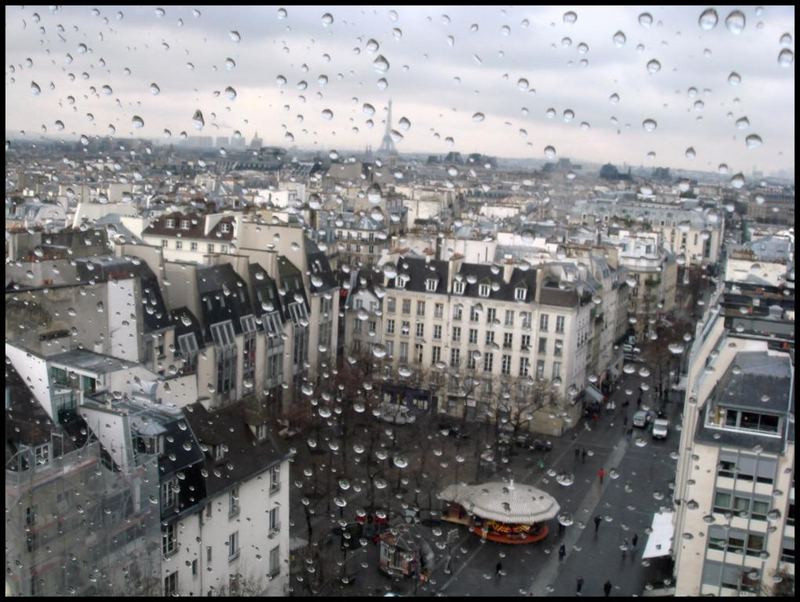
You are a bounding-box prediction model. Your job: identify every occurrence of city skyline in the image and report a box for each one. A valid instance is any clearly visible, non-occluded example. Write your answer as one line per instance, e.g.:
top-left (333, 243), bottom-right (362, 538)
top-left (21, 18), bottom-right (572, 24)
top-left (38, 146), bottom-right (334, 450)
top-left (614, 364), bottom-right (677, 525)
top-left (5, 5), bottom-right (795, 177)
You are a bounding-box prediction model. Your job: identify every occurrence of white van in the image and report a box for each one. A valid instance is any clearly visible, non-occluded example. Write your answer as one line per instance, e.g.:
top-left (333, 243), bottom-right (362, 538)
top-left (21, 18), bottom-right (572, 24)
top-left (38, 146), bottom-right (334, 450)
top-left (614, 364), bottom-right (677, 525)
top-left (652, 418), bottom-right (669, 439)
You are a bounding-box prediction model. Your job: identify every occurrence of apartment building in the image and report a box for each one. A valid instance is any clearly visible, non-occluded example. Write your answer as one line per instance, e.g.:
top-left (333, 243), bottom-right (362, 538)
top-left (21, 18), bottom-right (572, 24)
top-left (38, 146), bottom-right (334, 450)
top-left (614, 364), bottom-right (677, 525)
top-left (141, 211), bottom-right (237, 262)
top-left (353, 253), bottom-right (595, 435)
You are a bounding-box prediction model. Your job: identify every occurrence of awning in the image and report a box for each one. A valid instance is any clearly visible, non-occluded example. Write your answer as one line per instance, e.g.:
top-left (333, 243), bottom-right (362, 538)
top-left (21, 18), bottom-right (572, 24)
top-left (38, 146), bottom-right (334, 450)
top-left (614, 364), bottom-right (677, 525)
top-left (438, 481), bottom-right (560, 524)
top-left (585, 384), bottom-right (604, 403)
top-left (642, 511), bottom-right (674, 559)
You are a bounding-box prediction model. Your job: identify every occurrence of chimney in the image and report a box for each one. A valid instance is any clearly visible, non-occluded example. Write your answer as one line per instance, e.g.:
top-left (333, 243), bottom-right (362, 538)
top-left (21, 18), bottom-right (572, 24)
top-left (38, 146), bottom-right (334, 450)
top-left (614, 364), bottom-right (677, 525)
top-left (448, 253), bottom-right (464, 291)
top-left (503, 260), bottom-right (515, 284)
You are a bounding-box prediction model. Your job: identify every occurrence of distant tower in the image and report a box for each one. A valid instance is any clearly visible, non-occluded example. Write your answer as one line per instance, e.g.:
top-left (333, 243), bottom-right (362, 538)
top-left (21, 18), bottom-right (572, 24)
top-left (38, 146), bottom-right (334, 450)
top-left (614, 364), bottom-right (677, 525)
top-left (377, 100), bottom-right (398, 158)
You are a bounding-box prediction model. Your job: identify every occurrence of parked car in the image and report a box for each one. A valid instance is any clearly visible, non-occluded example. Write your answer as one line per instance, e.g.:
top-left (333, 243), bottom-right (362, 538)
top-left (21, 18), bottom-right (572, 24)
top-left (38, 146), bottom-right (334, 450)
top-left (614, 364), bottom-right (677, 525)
top-left (438, 423), bottom-right (469, 439)
top-left (633, 410), bottom-right (655, 428)
top-left (651, 418), bottom-right (669, 439)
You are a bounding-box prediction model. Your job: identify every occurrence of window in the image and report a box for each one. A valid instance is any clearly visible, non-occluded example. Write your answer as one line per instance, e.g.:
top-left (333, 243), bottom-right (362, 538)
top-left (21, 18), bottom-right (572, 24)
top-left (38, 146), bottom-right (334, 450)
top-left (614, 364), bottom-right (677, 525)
top-left (353, 319), bottom-right (363, 334)
top-left (228, 531), bottom-right (240, 561)
top-left (453, 280), bottom-right (465, 294)
top-left (556, 315), bottom-right (565, 333)
top-left (486, 308), bottom-right (496, 323)
top-left (229, 486), bottom-right (240, 518)
top-left (485, 331), bottom-right (495, 345)
top-left (161, 239), bottom-right (168, 248)
top-left (190, 241), bottom-right (198, 251)
top-left (432, 346), bottom-right (441, 364)
top-left (415, 323), bottom-right (424, 337)
top-left (519, 357), bottom-right (530, 377)
top-left (552, 362), bottom-right (561, 379)
top-left (521, 334), bottom-right (531, 349)
top-left (504, 310), bottom-right (514, 326)
top-left (192, 559), bottom-right (198, 577)
top-left (501, 355), bottom-right (511, 375)
top-left (387, 297), bottom-right (396, 313)
top-left (220, 223), bottom-right (231, 233)
top-left (453, 305), bottom-right (463, 321)
top-left (270, 466), bottom-right (281, 493)
top-left (468, 328), bottom-right (478, 344)
top-left (269, 506), bottom-right (280, 533)
top-left (255, 423), bottom-right (268, 441)
top-left (34, 444), bottom-right (50, 466)
top-left (515, 287), bottom-right (526, 301)
top-left (452, 326), bottom-right (461, 342)
top-left (385, 340), bottom-right (394, 357)
top-left (433, 324), bottom-right (442, 340)
top-left (415, 343), bottom-right (424, 363)
top-left (478, 283), bottom-right (490, 297)
top-left (402, 299), bottom-right (411, 314)
top-left (554, 340), bottom-right (563, 357)
top-left (483, 352), bottom-right (494, 373)
top-left (401, 320), bottom-right (410, 336)
top-left (399, 342), bottom-right (409, 362)
top-left (538, 337), bottom-right (547, 354)
top-left (162, 523), bottom-right (177, 557)
top-left (164, 571), bottom-right (178, 596)
top-left (503, 333), bottom-right (513, 348)
top-left (166, 218), bottom-right (175, 229)
top-left (450, 348), bottom-right (461, 368)
top-left (207, 545), bottom-right (213, 563)
top-left (521, 311), bottom-right (532, 329)
top-left (175, 240), bottom-right (183, 250)
top-left (397, 274), bottom-right (408, 289)
top-left (386, 319), bottom-right (395, 334)
top-left (425, 278), bottom-right (437, 292)
top-left (467, 350), bottom-right (477, 370)
top-left (416, 300), bottom-right (426, 316)
top-left (536, 360), bottom-right (545, 379)
top-left (269, 545), bottom-right (281, 577)
top-left (207, 243), bottom-right (214, 253)
top-left (469, 305), bottom-right (481, 322)
top-left (162, 478), bottom-right (178, 509)
top-left (434, 303), bottom-right (444, 318)
top-left (539, 314), bottom-right (549, 331)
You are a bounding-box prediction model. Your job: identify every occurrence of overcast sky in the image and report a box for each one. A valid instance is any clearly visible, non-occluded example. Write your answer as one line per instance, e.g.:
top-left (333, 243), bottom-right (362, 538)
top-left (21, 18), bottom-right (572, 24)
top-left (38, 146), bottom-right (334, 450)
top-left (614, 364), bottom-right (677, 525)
top-left (5, 5), bottom-right (795, 176)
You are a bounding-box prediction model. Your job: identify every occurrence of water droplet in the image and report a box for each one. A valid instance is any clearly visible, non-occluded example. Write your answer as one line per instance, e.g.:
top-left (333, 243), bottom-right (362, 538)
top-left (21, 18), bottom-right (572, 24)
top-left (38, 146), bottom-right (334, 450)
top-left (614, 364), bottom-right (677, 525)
top-left (685, 147), bottom-right (696, 160)
top-left (131, 115), bottom-right (144, 129)
top-left (277, 7), bottom-right (287, 19)
top-left (563, 11), bottom-right (577, 24)
top-left (373, 55), bottom-right (390, 74)
top-left (613, 31), bottom-right (627, 47)
top-left (544, 145), bottom-right (556, 159)
top-left (225, 57), bottom-right (236, 70)
top-left (517, 78), bottom-right (529, 91)
top-left (780, 32), bottom-right (793, 46)
top-left (192, 110), bottom-right (205, 130)
top-left (54, 120), bottom-right (65, 131)
top-left (321, 12), bottom-right (334, 26)
top-left (224, 86), bottom-right (237, 101)
top-left (577, 42), bottom-right (589, 54)
top-left (725, 10), bottom-right (746, 34)
top-left (730, 173), bottom-right (745, 189)
top-left (735, 116), bottom-right (750, 129)
top-left (727, 71), bottom-right (741, 86)
top-left (398, 116), bottom-right (411, 131)
top-left (31, 81), bottom-right (41, 96)
top-left (545, 107), bottom-right (556, 119)
top-left (642, 118), bottom-right (657, 132)
top-left (698, 8), bottom-right (718, 30)
top-left (366, 38), bottom-right (379, 53)
top-left (501, 25), bottom-right (510, 36)
top-left (646, 59), bottom-right (661, 74)
top-left (377, 78), bottom-right (388, 90)
top-left (149, 82), bottom-right (160, 95)
top-left (362, 103), bottom-right (375, 116)
top-left (638, 12), bottom-right (653, 27)
top-left (472, 112), bottom-right (485, 123)
top-left (321, 108), bottom-right (334, 120)
top-left (229, 30), bottom-right (241, 43)
top-left (563, 109), bottom-right (574, 122)
top-left (778, 48), bottom-right (794, 67)
top-left (745, 134), bottom-right (762, 149)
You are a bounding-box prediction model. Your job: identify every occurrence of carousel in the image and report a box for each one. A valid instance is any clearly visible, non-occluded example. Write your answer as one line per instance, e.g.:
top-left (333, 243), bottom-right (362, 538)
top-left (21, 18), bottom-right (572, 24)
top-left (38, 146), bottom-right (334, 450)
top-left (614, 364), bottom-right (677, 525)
top-left (438, 480), bottom-right (560, 544)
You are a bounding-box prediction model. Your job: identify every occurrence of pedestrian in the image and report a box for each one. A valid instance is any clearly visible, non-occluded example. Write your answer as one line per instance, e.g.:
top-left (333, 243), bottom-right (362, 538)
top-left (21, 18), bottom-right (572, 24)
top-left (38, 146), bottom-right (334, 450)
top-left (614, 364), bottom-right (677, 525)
top-left (495, 561), bottom-right (502, 579)
top-left (626, 427), bottom-right (633, 440)
top-left (637, 393), bottom-right (642, 408)
top-left (594, 516), bottom-right (602, 533)
top-left (632, 533), bottom-right (638, 549)
top-left (576, 577), bottom-right (584, 595)
top-left (558, 543), bottom-right (566, 561)
top-left (603, 580), bottom-right (612, 597)
top-left (598, 467), bottom-right (606, 484)
top-left (574, 447), bottom-right (580, 461)
top-left (621, 538), bottom-right (628, 559)
top-left (581, 448), bottom-right (587, 463)
top-left (558, 521), bottom-right (566, 536)
top-left (623, 414), bottom-right (628, 427)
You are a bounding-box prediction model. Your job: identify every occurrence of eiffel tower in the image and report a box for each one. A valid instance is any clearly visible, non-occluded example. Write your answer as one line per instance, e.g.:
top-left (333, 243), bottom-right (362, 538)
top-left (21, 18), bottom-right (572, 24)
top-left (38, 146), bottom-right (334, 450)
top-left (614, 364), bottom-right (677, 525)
top-left (377, 99), bottom-right (398, 158)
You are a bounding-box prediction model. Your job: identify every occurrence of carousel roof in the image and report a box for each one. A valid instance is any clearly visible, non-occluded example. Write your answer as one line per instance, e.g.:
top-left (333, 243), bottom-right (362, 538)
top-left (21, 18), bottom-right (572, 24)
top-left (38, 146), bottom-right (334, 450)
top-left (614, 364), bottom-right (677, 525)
top-left (438, 481), bottom-right (560, 524)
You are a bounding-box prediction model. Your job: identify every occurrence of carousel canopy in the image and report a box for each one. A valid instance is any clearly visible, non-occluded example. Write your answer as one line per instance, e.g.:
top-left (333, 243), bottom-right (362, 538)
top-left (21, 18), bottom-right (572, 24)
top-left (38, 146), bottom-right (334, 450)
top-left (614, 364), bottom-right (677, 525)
top-left (438, 481), bottom-right (560, 524)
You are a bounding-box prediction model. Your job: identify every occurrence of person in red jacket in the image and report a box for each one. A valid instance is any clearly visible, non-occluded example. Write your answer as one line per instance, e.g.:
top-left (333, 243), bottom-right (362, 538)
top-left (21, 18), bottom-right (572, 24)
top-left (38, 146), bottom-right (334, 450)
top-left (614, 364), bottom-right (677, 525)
top-left (598, 467), bottom-right (606, 484)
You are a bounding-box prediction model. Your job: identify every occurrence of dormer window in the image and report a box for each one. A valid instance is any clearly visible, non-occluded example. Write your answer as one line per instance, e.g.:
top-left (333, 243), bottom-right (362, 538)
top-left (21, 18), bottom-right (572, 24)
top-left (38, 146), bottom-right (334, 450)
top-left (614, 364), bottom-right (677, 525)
top-left (220, 223), bottom-right (231, 233)
top-left (181, 220), bottom-right (190, 230)
top-left (453, 280), bottom-right (465, 295)
top-left (479, 283), bottom-right (490, 298)
top-left (213, 444), bottom-right (226, 461)
top-left (165, 218), bottom-right (175, 229)
top-left (255, 423), bottom-right (268, 441)
top-left (515, 287), bottom-right (527, 301)
top-left (397, 274), bottom-right (409, 289)
top-left (425, 278), bottom-right (438, 292)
